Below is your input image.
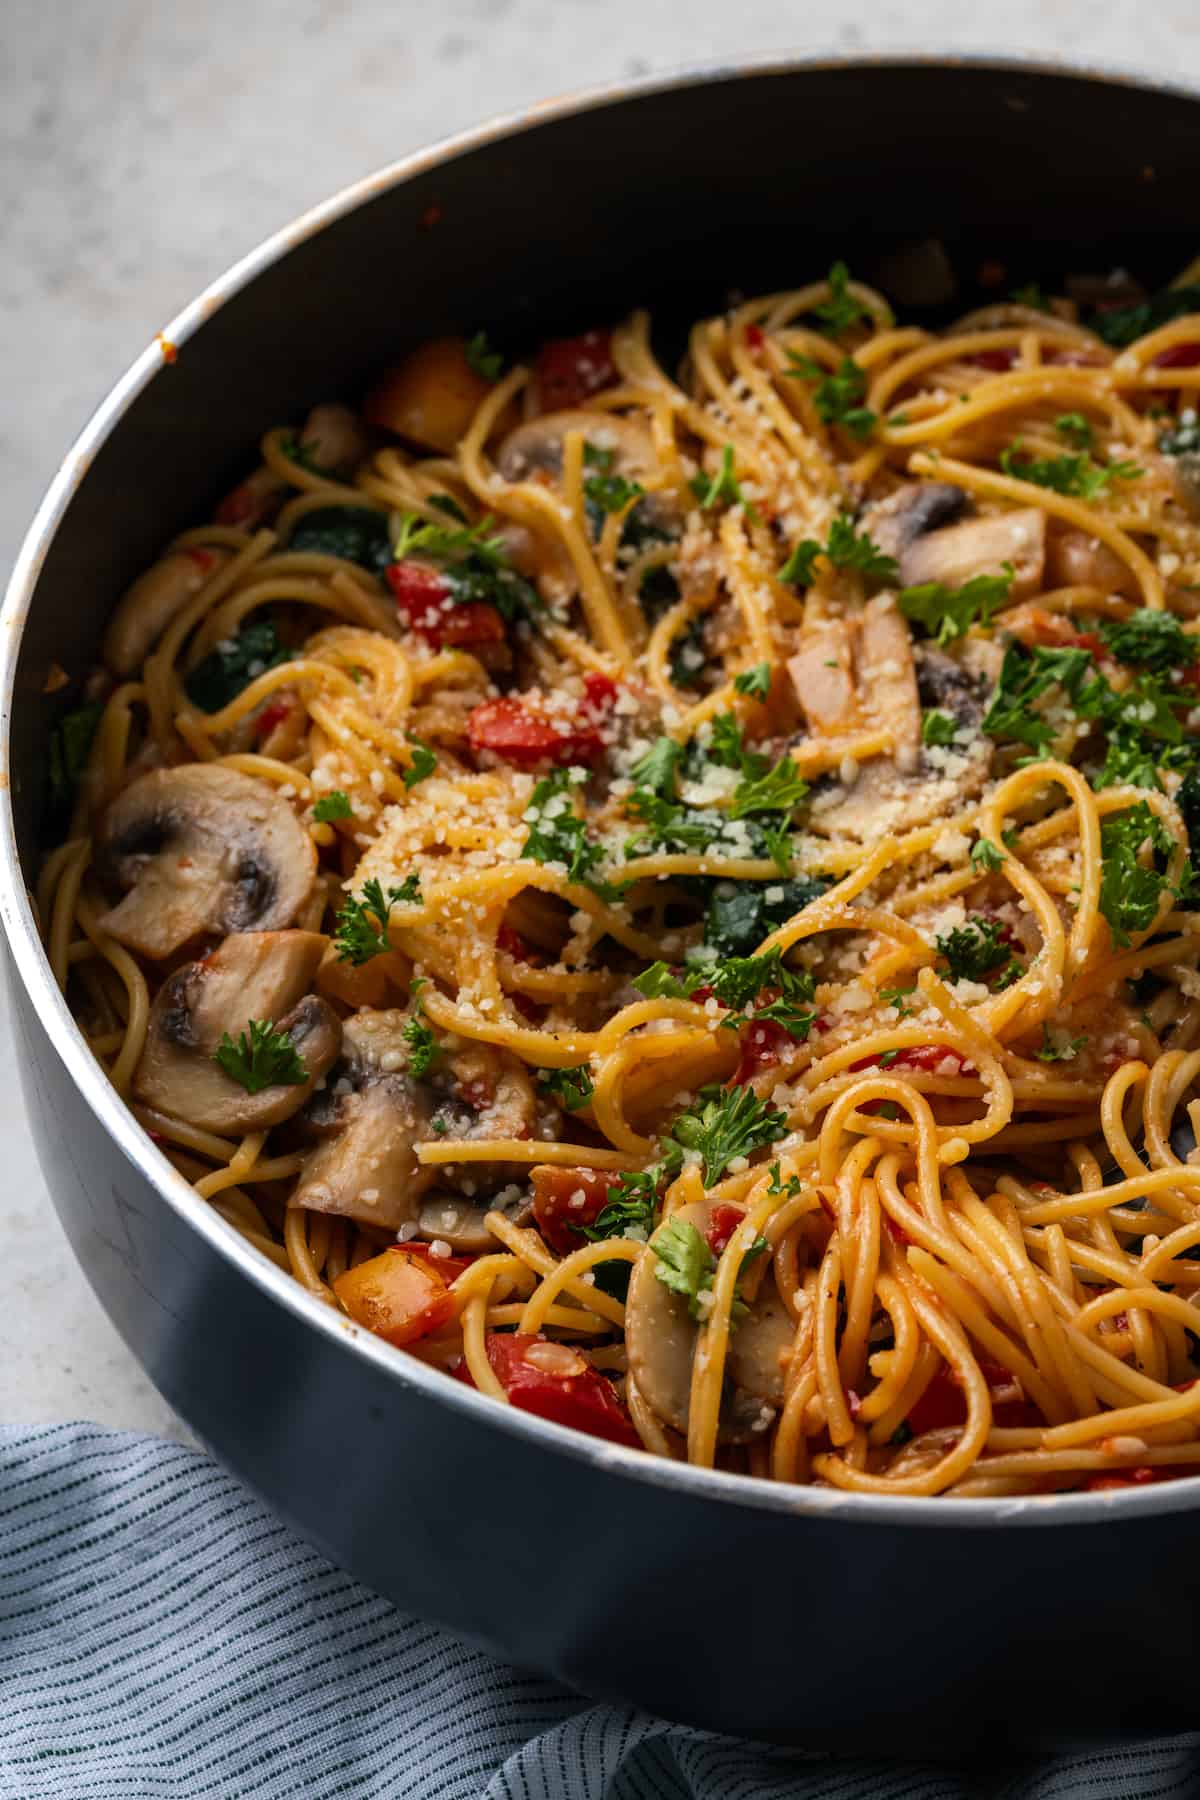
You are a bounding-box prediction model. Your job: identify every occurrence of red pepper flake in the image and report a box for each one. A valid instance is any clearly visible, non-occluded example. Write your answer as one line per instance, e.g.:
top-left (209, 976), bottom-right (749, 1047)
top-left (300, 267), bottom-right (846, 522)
top-left (253, 699), bottom-right (292, 740)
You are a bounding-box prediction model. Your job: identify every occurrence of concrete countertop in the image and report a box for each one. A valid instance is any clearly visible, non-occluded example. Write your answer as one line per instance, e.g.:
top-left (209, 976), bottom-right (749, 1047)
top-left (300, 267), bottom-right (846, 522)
top-left (1, 0), bottom-right (1195, 1436)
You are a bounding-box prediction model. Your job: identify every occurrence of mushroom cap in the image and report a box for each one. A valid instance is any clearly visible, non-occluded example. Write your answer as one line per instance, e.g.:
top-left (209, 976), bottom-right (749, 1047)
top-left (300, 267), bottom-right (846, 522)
top-left (625, 1200), bottom-right (794, 1443)
top-left (134, 930), bottom-right (340, 1132)
top-left (96, 764), bottom-right (317, 959)
top-left (496, 409), bottom-right (658, 485)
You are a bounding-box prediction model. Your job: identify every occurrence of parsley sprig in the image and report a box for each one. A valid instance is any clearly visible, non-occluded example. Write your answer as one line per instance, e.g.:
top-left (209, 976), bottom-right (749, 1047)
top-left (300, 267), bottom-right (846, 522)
top-left (651, 1216), bottom-right (768, 1324)
top-left (785, 353), bottom-right (877, 439)
top-left (634, 947), bottom-right (817, 1040)
top-left (898, 567), bottom-right (1012, 646)
top-left (312, 790), bottom-right (352, 823)
top-left (999, 440), bottom-right (1143, 499)
top-left (333, 876), bottom-right (421, 964)
top-left (522, 768), bottom-right (611, 892)
top-left (664, 1084), bottom-right (787, 1186)
top-left (214, 1020), bottom-right (308, 1094)
top-left (1099, 802), bottom-right (1176, 946)
top-left (689, 445), bottom-right (757, 519)
top-left (538, 1065), bottom-right (595, 1111)
top-left (812, 261), bottom-right (874, 337)
top-left (779, 512), bottom-right (898, 588)
top-left (935, 916), bottom-right (1023, 988)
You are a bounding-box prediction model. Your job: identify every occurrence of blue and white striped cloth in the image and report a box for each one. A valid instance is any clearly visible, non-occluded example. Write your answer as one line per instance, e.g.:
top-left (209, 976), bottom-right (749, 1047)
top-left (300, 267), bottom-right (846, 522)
top-left (0, 1422), bottom-right (1195, 1798)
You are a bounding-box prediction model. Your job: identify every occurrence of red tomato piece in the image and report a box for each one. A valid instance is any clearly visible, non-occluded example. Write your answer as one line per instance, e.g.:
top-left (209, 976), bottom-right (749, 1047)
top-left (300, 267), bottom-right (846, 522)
top-left (496, 923), bottom-right (543, 965)
top-left (466, 682), bottom-right (612, 767)
top-left (731, 1018), bottom-right (792, 1086)
top-left (332, 1247), bottom-right (456, 1347)
top-left (1084, 1465), bottom-right (1200, 1491)
top-left (852, 1045), bottom-right (970, 1076)
top-left (535, 329), bottom-right (617, 410)
top-left (386, 560), bottom-right (505, 648)
top-left (398, 1240), bottom-right (473, 1282)
top-left (253, 699), bottom-right (292, 739)
top-left (1013, 607), bottom-right (1105, 657)
top-left (483, 1333), bottom-right (641, 1448)
top-left (705, 1203), bottom-right (746, 1257)
top-left (531, 1165), bottom-right (611, 1254)
top-left (1153, 342), bottom-right (1200, 369)
top-left (970, 347), bottom-right (1019, 372)
top-left (906, 1358), bottom-right (1035, 1436)
top-left (744, 324), bottom-right (765, 350)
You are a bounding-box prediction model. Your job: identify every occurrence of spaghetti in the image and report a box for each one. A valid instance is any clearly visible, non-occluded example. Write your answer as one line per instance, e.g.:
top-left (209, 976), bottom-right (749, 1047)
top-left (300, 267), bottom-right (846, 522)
top-left (43, 262), bottom-right (1200, 1496)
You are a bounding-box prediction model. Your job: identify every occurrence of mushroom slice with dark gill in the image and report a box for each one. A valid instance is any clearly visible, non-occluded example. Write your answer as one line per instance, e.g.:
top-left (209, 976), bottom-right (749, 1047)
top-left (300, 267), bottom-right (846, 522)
top-left (792, 595), bottom-right (993, 839)
top-left (624, 1201), bottom-right (794, 1443)
top-left (134, 930), bottom-right (340, 1132)
top-left (293, 1017), bottom-right (538, 1237)
top-left (864, 481), bottom-right (1046, 598)
top-left (96, 764), bottom-right (317, 959)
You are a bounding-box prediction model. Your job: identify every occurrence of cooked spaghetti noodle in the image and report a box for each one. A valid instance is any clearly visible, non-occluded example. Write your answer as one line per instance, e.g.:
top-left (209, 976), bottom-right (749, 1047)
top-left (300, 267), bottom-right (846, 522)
top-left (43, 262), bottom-right (1200, 1496)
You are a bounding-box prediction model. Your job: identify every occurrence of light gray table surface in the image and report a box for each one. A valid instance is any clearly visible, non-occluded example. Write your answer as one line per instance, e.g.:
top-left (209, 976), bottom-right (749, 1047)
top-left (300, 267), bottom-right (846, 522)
top-left (0, 0), bottom-right (1194, 1436)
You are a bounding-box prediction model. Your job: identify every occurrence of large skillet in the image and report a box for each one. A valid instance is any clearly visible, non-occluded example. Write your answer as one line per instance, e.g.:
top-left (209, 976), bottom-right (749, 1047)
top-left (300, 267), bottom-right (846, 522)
top-left (3, 58), bottom-right (1200, 1752)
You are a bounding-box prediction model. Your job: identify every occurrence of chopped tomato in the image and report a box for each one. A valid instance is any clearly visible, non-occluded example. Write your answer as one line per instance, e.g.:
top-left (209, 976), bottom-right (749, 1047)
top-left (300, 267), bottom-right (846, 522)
top-left (184, 547), bottom-right (217, 573)
top-left (531, 1165), bottom-right (611, 1254)
top-left (907, 1358), bottom-right (1036, 1435)
top-left (534, 329), bottom-right (617, 410)
top-left (1085, 1465), bottom-right (1199, 1491)
top-left (214, 467), bottom-right (283, 529)
top-left (852, 1045), bottom-right (970, 1076)
top-left (1012, 606), bottom-right (1105, 657)
top-left (970, 347), bottom-right (1019, 373)
top-left (399, 1240), bottom-right (473, 1282)
top-left (731, 1018), bottom-right (792, 1086)
top-left (496, 923), bottom-right (543, 965)
top-left (253, 699), bottom-right (292, 739)
top-left (1153, 342), bottom-right (1200, 370)
top-left (706, 1203), bottom-right (746, 1256)
top-left (332, 1247), bottom-right (456, 1347)
top-left (386, 560), bottom-right (505, 648)
top-left (467, 674), bottom-right (615, 767)
top-left (480, 1332), bottom-right (641, 1448)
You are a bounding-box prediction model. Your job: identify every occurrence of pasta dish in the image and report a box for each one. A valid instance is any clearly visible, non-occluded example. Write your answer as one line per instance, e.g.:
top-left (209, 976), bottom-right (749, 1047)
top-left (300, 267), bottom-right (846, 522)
top-left (42, 259), bottom-right (1200, 1497)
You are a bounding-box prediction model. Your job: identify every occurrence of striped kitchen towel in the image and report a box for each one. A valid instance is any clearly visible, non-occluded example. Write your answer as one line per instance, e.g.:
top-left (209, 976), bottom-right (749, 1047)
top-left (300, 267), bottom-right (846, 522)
top-left (0, 1422), bottom-right (1194, 1798)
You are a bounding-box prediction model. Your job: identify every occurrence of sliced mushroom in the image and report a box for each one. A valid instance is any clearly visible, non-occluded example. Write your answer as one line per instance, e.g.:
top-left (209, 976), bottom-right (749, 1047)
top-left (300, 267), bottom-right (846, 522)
top-left (898, 507), bottom-right (1046, 599)
top-left (625, 1201), bottom-right (794, 1443)
top-left (96, 765), bottom-right (317, 959)
top-left (864, 482), bottom-right (1045, 598)
top-left (292, 1009), bottom-right (438, 1230)
top-left (103, 547), bottom-right (231, 678)
top-left (857, 594), bottom-right (922, 774)
top-left (790, 595), bottom-right (921, 765)
top-left (863, 482), bottom-right (968, 561)
top-left (416, 1191), bottom-right (532, 1254)
top-left (298, 403), bottom-right (370, 476)
top-left (134, 930), bottom-right (340, 1131)
top-left (1044, 526), bottom-right (1140, 598)
top-left (497, 410), bottom-right (656, 485)
top-left (787, 617), bottom-right (857, 733)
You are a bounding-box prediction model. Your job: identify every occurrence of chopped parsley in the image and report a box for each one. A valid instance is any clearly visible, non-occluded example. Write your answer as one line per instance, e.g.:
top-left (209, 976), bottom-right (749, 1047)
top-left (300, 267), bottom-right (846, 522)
top-left (581, 1170), bottom-right (660, 1245)
top-left (785, 353), bottom-right (876, 439)
top-left (779, 512), bottom-right (898, 589)
top-left (1098, 609), bottom-right (1197, 676)
top-left (981, 644), bottom-right (1093, 756)
top-left (538, 1065), bottom-right (595, 1111)
top-left (935, 916), bottom-right (1023, 987)
top-left (402, 1013), bottom-right (442, 1079)
top-left (813, 260), bottom-right (873, 337)
top-left (633, 947), bottom-right (816, 1040)
top-left (767, 1161), bottom-right (803, 1198)
top-left (664, 1083), bottom-right (787, 1186)
top-left (734, 662), bottom-right (772, 698)
top-left (970, 836), bottom-right (1005, 874)
top-left (522, 768), bottom-right (608, 891)
top-left (333, 877), bottom-right (419, 964)
top-left (629, 736), bottom-right (683, 799)
top-left (651, 1216), bottom-right (769, 1324)
top-left (312, 790), bottom-right (353, 823)
top-left (1090, 285), bottom-right (1200, 348)
top-left (898, 567), bottom-right (1012, 646)
top-left (1098, 802), bottom-right (1176, 946)
top-left (728, 755), bottom-right (808, 821)
top-left (391, 510), bottom-right (540, 625)
top-left (689, 444), bottom-right (757, 518)
top-left (1037, 1025), bottom-right (1088, 1062)
top-left (48, 702), bottom-right (103, 813)
top-left (403, 735), bottom-right (437, 789)
top-left (1055, 412), bottom-right (1094, 450)
top-left (880, 985), bottom-right (917, 1017)
top-left (584, 470), bottom-right (645, 515)
top-left (214, 1020), bottom-right (307, 1094)
top-left (704, 874), bottom-right (828, 956)
top-left (999, 440), bottom-right (1143, 499)
top-left (921, 709), bottom-right (959, 747)
top-left (1011, 283), bottom-right (1050, 311)
top-left (465, 330), bottom-right (503, 380)
top-left (184, 618), bottom-right (289, 714)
